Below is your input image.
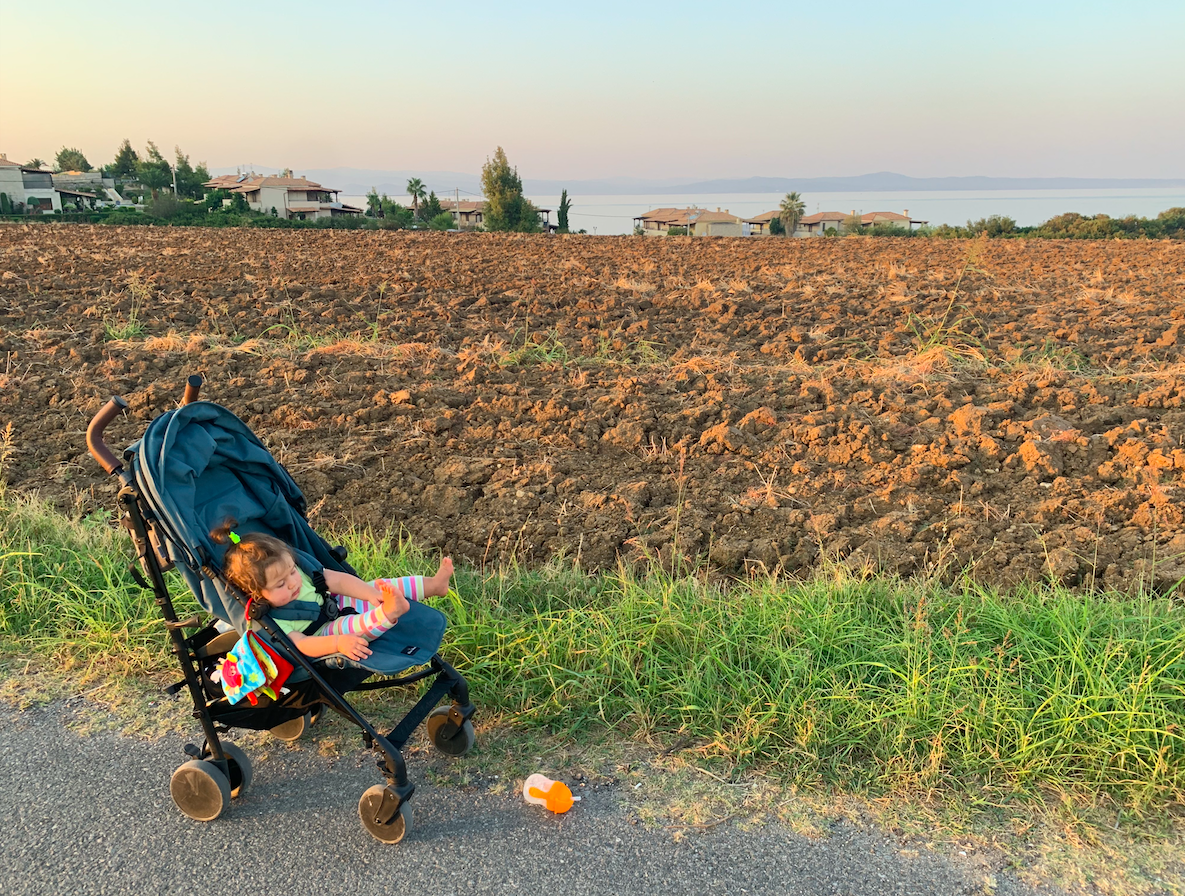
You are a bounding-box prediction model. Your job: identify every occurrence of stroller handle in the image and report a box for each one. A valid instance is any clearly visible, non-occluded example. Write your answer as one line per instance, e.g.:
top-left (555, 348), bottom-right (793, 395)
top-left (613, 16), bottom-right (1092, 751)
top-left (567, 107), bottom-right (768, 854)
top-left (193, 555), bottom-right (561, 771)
top-left (183, 374), bottom-right (203, 405)
top-left (87, 396), bottom-right (129, 475)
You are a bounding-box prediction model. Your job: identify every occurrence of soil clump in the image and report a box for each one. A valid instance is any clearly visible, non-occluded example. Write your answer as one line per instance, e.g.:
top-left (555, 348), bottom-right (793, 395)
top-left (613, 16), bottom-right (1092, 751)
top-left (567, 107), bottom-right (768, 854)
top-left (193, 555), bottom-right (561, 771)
top-left (2, 224), bottom-right (1183, 593)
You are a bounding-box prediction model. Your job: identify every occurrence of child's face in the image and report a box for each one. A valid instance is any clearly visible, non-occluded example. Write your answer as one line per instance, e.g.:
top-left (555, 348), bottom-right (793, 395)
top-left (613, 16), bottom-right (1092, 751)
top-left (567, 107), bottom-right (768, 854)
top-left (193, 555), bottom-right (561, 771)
top-left (260, 555), bottom-right (301, 607)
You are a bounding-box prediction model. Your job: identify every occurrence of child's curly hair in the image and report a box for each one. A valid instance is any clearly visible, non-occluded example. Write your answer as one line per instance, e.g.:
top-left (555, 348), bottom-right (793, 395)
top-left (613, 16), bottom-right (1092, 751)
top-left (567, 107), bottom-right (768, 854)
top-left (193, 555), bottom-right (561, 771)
top-left (210, 517), bottom-right (294, 602)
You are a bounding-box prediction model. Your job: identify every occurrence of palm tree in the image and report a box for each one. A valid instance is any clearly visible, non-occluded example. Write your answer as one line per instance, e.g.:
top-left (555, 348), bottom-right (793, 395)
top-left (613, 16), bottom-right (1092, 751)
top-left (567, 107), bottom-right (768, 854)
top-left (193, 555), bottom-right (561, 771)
top-left (406, 177), bottom-right (426, 219)
top-left (23, 158), bottom-right (46, 169)
top-left (779, 191), bottom-right (805, 237)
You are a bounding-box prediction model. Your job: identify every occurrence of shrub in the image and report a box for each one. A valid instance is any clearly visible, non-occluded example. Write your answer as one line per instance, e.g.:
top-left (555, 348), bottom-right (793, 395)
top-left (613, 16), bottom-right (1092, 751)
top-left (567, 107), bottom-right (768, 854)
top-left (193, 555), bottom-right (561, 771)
top-left (966, 214), bottom-right (1017, 237)
top-left (865, 222), bottom-right (914, 237)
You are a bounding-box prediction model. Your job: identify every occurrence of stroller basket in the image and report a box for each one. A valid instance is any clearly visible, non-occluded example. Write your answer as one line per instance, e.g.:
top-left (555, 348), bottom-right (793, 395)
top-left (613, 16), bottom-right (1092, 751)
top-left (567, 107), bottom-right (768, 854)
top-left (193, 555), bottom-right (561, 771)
top-left (86, 374), bottom-right (476, 843)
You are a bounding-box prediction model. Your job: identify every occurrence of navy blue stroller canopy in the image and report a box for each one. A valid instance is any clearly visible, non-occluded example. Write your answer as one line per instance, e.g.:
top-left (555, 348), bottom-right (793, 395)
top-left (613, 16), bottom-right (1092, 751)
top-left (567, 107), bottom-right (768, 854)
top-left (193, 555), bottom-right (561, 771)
top-left (127, 401), bottom-right (445, 674)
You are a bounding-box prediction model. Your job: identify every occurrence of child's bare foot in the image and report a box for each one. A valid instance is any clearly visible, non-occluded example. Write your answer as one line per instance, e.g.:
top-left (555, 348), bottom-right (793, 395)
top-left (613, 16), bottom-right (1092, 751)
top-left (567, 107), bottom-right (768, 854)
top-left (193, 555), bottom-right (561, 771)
top-left (377, 580), bottom-right (408, 620)
top-left (424, 557), bottom-right (454, 598)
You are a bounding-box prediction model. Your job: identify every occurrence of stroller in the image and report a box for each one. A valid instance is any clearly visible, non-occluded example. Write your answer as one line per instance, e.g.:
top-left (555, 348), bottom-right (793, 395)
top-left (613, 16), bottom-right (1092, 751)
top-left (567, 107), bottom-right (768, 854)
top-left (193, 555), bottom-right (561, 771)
top-left (86, 374), bottom-right (476, 844)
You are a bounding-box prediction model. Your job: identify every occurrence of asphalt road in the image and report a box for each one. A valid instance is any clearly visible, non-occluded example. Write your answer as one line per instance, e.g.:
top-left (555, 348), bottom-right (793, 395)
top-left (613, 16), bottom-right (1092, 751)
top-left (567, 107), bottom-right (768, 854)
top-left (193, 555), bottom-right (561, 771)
top-left (1, 703), bottom-right (1067, 896)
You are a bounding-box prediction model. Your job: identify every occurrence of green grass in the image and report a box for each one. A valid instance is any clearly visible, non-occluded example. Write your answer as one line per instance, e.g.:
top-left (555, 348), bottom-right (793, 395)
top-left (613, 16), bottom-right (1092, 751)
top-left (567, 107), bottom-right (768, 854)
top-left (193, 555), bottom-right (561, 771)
top-left (498, 327), bottom-right (572, 366)
top-left (2, 490), bottom-right (1183, 809)
top-left (102, 274), bottom-right (149, 341)
top-left (492, 327), bottom-right (668, 369)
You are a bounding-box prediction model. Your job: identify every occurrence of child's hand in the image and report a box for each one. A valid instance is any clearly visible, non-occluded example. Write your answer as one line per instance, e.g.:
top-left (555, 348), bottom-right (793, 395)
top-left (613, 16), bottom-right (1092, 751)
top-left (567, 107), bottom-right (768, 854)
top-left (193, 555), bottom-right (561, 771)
top-left (336, 634), bottom-right (372, 661)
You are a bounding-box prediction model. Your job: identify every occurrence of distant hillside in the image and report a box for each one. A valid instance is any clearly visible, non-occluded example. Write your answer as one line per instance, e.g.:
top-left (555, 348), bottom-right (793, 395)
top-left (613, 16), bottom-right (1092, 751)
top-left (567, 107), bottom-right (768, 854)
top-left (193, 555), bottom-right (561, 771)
top-left (525, 172), bottom-right (1185, 195)
top-left (212, 166), bottom-right (1185, 197)
top-left (641, 172), bottom-right (1185, 195)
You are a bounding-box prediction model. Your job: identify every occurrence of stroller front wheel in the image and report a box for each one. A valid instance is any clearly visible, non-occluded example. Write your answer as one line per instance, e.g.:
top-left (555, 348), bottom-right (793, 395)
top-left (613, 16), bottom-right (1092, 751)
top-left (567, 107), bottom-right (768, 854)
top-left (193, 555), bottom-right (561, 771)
top-left (170, 760), bottom-right (231, 821)
top-left (358, 785), bottom-right (413, 844)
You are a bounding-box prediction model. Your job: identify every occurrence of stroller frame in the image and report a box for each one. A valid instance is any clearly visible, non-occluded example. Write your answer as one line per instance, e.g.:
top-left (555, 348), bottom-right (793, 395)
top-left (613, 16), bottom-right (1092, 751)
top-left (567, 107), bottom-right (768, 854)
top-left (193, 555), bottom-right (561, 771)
top-left (86, 374), bottom-right (476, 842)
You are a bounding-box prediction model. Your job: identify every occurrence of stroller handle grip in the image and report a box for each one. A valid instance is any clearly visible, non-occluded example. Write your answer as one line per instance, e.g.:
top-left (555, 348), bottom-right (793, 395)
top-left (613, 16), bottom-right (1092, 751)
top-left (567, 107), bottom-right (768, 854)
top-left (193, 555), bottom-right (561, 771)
top-left (87, 396), bottom-right (129, 475)
top-left (182, 374), bottom-right (203, 405)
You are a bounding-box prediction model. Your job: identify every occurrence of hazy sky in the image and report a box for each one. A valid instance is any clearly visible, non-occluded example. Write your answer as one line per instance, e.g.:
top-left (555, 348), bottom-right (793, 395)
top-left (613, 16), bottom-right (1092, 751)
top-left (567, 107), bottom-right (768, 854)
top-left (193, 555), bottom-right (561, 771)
top-left (2, 1), bottom-right (1181, 180)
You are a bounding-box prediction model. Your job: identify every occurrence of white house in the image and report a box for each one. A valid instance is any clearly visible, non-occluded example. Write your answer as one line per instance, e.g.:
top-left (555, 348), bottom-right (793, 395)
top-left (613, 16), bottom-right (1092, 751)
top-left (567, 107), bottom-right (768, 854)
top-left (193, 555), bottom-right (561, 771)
top-left (53, 170), bottom-right (124, 205)
top-left (0, 155), bottom-right (61, 213)
top-left (203, 174), bottom-right (362, 220)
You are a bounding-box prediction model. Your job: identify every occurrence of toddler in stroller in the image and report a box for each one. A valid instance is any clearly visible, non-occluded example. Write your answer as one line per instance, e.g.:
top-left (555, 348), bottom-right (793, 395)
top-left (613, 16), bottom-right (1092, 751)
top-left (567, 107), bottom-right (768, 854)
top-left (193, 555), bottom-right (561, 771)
top-left (210, 518), bottom-right (454, 662)
top-left (86, 374), bottom-right (476, 844)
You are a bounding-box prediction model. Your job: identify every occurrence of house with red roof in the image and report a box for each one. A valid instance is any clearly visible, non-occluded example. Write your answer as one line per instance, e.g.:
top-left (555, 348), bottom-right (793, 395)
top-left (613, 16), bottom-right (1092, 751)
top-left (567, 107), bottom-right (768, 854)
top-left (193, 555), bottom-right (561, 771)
top-left (861, 209), bottom-right (927, 230)
top-left (744, 208), bottom-right (928, 236)
top-left (633, 206), bottom-right (743, 236)
top-left (202, 173), bottom-right (363, 220)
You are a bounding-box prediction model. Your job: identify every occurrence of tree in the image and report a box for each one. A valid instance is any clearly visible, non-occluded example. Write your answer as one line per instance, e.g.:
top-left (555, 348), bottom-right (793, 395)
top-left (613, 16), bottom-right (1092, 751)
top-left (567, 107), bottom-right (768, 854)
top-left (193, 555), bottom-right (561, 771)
top-left (110, 139), bottom-right (139, 178)
top-left (55, 147), bottom-right (92, 172)
top-left (173, 147), bottom-right (209, 199)
top-left (768, 216), bottom-right (785, 236)
top-left (369, 193), bottom-right (415, 229)
top-left (136, 141), bottom-right (173, 198)
top-left (406, 177), bottom-right (426, 219)
top-left (365, 188), bottom-right (382, 217)
top-left (428, 211), bottom-right (455, 231)
top-left (480, 146), bottom-right (540, 233)
top-left (842, 211), bottom-right (864, 235)
top-left (205, 188), bottom-right (229, 210)
top-left (421, 190), bottom-right (444, 220)
top-left (23, 158), bottom-right (46, 170)
top-left (779, 191), bottom-right (805, 237)
top-left (557, 189), bottom-right (571, 233)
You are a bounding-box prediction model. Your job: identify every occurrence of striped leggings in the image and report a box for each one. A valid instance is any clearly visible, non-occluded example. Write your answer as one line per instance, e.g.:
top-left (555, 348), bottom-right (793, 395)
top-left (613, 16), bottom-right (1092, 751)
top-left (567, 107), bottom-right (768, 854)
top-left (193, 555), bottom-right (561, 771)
top-left (313, 576), bottom-right (422, 642)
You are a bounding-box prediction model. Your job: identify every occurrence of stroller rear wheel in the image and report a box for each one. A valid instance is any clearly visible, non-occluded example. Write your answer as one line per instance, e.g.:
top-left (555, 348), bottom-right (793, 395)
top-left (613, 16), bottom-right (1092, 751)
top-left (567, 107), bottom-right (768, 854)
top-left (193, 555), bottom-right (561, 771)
top-left (202, 741), bottom-right (253, 799)
top-left (358, 785), bottom-right (413, 844)
top-left (426, 705), bottom-right (476, 756)
top-left (170, 760), bottom-right (231, 821)
top-left (269, 712), bottom-right (313, 742)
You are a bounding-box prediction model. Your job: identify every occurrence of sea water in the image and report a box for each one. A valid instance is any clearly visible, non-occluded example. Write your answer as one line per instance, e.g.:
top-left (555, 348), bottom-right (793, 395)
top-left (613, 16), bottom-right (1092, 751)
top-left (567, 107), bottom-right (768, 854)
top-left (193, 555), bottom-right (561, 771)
top-left (342, 187), bottom-right (1184, 236)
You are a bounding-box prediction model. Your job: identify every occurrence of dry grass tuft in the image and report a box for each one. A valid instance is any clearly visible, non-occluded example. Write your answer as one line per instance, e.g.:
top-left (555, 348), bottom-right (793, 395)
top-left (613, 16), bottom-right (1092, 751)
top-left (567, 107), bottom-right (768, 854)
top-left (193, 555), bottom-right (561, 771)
top-left (614, 277), bottom-right (656, 293)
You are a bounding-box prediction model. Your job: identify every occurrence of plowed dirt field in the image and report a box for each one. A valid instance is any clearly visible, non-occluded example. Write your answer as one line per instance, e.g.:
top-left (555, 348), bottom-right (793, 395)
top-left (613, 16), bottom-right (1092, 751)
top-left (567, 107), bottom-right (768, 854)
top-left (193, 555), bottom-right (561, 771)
top-left (2, 224), bottom-right (1183, 593)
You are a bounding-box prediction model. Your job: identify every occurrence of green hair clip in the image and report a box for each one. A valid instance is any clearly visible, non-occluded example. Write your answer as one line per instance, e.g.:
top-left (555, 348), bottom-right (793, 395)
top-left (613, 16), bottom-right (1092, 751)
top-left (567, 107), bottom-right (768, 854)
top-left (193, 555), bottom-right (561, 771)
top-left (228, 531), bottom-right (241, 545)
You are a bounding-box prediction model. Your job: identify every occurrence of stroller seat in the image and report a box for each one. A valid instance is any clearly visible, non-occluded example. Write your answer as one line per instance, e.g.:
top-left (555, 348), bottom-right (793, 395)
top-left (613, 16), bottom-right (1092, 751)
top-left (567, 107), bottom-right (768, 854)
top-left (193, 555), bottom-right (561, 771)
top-left (86, 375), bottom-right (476, 843)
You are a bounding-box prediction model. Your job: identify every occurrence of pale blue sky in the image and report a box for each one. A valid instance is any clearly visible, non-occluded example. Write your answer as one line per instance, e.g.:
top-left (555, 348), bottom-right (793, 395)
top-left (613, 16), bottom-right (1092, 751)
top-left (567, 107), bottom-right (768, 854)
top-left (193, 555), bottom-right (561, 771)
top-left (1, 1), bottom-right (1181, 179)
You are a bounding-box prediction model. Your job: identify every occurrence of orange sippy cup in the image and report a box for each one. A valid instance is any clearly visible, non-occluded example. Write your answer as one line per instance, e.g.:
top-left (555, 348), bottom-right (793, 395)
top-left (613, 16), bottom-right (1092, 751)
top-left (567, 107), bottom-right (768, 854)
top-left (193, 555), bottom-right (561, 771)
top-left (523, 773), bottom-right (579, 813)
